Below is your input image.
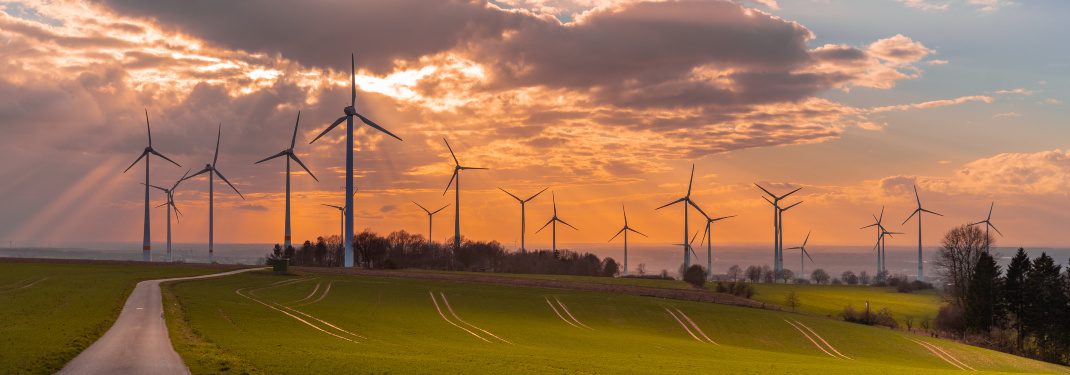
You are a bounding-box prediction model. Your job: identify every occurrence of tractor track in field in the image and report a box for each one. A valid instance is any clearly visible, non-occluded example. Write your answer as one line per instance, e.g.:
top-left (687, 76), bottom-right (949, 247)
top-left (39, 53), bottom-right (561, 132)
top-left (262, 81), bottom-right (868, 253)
top-left (909, 338), bottom-right (975, 371)
top-left (299, 267), bottom-right (765, 309)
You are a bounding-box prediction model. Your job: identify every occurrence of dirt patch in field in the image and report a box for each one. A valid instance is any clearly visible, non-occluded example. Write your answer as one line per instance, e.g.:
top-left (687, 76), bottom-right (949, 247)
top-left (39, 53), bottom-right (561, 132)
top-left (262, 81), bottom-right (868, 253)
top-left (297, 267), bottom-right (769, 310)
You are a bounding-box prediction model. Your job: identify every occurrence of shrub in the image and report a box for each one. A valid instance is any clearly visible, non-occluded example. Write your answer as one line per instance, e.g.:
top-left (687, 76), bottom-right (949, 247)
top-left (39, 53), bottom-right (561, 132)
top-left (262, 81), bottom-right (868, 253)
top-left (683, 265), bottom-right (706, 287)
top-left (715, 281), bottom-right (756, 299)
top-left (934, 304), bottom-right (965, 333)
top-left (841, 304), bottom-right (898, 328)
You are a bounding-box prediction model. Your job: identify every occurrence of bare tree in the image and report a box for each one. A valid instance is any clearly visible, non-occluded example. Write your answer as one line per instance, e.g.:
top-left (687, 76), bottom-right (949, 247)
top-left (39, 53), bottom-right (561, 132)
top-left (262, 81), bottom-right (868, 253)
top-left (727, 265), bottom-right (743, 281)
top-left (905, 315), bottom-right (915, 333)
top-left (810, 268), bottom-right (830, 284)
top-left (745, 265), bottom-right (762, 282)
top-left (761, 265), bottom-right (774, 283)
top-left (859, 270), bottom-right (871, 285)
top-left (780, 269), bottom-right (795, 283)
top-left (934, 224), bottom-right (992, 307)
top-left (920, 315), bottom-right (932, 333)
top-left (842, 270), bottom-right (858, 285)
top-left (785, 291), bottom-right (801, 312)
top-left (635, 263), bottom-right (647, 276)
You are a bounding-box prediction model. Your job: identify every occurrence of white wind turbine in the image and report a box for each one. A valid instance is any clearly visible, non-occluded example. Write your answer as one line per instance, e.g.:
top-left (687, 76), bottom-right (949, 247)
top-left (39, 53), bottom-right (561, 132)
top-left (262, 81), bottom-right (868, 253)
top-left (698, 211), bottom-right (735, 280)
top-left (124, 109), bottom-right (182, 261)
top-left (146, 169), bottom-right (190, 262)
top-left (969, 202), bottom-right (1002, 252)
top-left (256, 112), bottom-right (318, 252)
top-left (902, 185), bottom-right (942, 282)
top-left (535, 192), bottom-right (578, 255)
top-left (787, 231), bottom-right (815, 281)
top-left (442, 138), bottom-right (487, 250)
top-left (656, 165), bottom-right (707, 270)
top-left (755, 184), bottom-right (802, 275)
top-left (309, 54), bottom-right (403, 267)
top-left (608, 203), bottom-right (647, 277)
top-left (499, 187), bottom-right (549, 254)
top-left (183, 124), bottom-right (244, 264)
top-left (413, 201), bottom-right (450, 245)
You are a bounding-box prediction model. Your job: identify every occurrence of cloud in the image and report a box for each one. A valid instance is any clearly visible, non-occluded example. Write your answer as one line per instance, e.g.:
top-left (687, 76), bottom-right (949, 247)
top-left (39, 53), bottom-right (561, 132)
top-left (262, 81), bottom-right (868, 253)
top-left (867, 95), bottom-right (993, 113)
top-left (992, 112), bottom-right (1020, 118)
top-left (1042, 98), bottom-right (1062, 104)
top-left (926, 59), bottom-right (949, 65)
top-left (991, 88), bottom-right (1034, 95)
top-left (920, 150), bottom-right (1070, 196)
top-left (896, 0), bottom-right (950, 11)
top-left (967, 0), bottom-right (1016, 12)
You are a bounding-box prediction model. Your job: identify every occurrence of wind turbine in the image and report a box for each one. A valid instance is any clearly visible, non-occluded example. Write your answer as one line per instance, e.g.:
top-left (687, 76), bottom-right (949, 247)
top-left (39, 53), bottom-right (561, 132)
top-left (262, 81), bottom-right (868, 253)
top-left (124, 109), bottom-right (182, 261)
top-left (256, 112), bottom-right (319, 253)
top-left (656, 165), bottom-right (707, 270)
top-left (672, 230), bottom-right (703, 273)
top-left (310, 54), bottom-right (403, 267)
top-left (499, 187), bottom-right (549, 254)
top-left (146, 169), bottom-right (190, 262)
top-left (861, 208), bottom-right (886, 280)
top-left (183, 124), bottom-right (244, 264)
top-left (969, 202), bottom-right (1002, 252)
top-left (902, 185), bottom-right (942, 282)
top-left (442, 138), bottom-right (487, 250)
top-left (609, 203), bottom-right (647, 277)
top-left (698, 211), bottom-right (735, 280)
top-left (755, 184), bottom-right (802, 276)
top-left (787, 231), bottom-right (815, 281)
top-left (322, 204), bottom-right (346, 248)
top-left (535, 192), bottom-right (577, 255)
top-left (413, 201), bottom-right (450, 245)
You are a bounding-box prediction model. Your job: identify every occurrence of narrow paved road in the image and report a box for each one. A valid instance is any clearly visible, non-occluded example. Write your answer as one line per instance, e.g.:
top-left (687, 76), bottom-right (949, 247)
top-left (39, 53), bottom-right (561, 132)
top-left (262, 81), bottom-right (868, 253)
top-left (57, 268), bottom-right (263, 375)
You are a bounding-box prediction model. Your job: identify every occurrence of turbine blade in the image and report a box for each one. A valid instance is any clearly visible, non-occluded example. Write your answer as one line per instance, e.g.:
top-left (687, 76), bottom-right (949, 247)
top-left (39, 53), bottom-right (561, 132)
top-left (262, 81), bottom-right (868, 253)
top-left (291, 111), bottom-right (301, 149)
top-left (655, 197), bottom-right (685, 210)
top-left (535, 218), bottom-right (554, 234)
top-left (804, 248), bottom-right (815, 264)
top-left (608, 227), bottom-right (626, 242)
top-left (442, 170), bottom-right (457, 196)
top-left (558, 218), bottom-right (578, 231)
top-left (860, 223), bottom-right (878, 229)
top-left (322, 204), bottom-right (344, 210)
top-left (686, 164), bottom-right (695, 197)
top-left (878, 206), bottom-right (884, 223)
top-left (700, 224), bottom-right (710, 246)
top-left (289, 153), bottom-right (318, 182)
top-left (498, 187), bottom-right (521, 201)
top-left (184, 167), bottom-right (213, 181)
top-left (788, 246), bottom-right (801, 250)
top-left (803, 230), bottom-right (811, 247)
top-left (123, 151), bottom-right (148, 173)
top-left (413, 201), bottom-right (430, 214)
top-left (458, 166), bottom-right (488, 170)
top-left (310, 117), bottom-right (347, 144)
top-left (922, 209), bottom-right (943, 216)
top-left (778, 187), bottom-right (803, 200)
top-left (754, 183), bottom-right (775, 197)
top-left (146, 184), bottom-right (169, 193)
top-left (710, 215), bottom-right (736, 222)
top-left (968, 221), bottom-right (985, 226)
top-left (627, 227), bottom-right (649, 237)
top-left (782, 201), bottom-right (802, 211)
top-left (214, 169), bottom-right (244, 199)
top-left (525, 187), bottom-right (550, 202)
top-left (172, 168), bottom-right (192, 191)
top-left (914, 185), bottom-right (921, 206)
top-left (172, 203), bottom-right (182, 218)
top-left (902, 209), bottom-right (919, 225)
top-left (213, 124), bottom-right (221, 167)
top-left (443, 138), bottom-right (459, 165)
top-left (149, 150), bottom-right (182, 167)
top-left (155, 202), bottom-right (168, 208)
top-left (988, 222), bottom-right (1004, 237)
top-left (762, 195), bottom-right (774, 206)
top-left (144, 109), bottom-right (152, 147)
top-left (355, 112), bottom-right (402, 141)
top-left (351, 53), bottom-right (356, 106)
top-left (687, 199), bottom-right (707, 219)
top-left (255, 150), bottom-right (287, 164)
top-left (431, 204), bottom-right (450, 215)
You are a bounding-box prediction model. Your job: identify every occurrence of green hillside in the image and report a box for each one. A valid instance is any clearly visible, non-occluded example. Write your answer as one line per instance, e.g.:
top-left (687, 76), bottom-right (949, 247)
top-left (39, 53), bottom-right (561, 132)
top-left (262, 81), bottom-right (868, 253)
top-left (165, 270), bottom-right (1068, 374)
top-left (745, 283), bottom-right (943, 326)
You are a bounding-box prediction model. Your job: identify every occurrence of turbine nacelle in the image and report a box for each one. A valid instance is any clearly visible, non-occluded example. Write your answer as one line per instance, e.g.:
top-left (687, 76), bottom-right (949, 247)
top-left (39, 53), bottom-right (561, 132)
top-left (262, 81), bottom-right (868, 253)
top-left (344, 106), bottom-right (357, 116)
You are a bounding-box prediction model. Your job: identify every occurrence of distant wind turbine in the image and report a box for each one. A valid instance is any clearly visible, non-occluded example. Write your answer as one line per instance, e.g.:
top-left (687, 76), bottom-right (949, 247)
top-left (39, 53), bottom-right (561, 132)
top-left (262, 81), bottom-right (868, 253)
top-left (608, 203), bottom-right (647, 277)
top-left (442, 138), bottom-right (487, 250)
top-left (969, 202), bottom-right (1002, 252)
top-left (656, 165), bottom-right (707, 271)
top-left (310, 54), bottom-right (403, 267)
top-left (124, 109), bottom-right (182, 262)
top-left (322, 204), bottom-right (346, 248)
top-left (787, 231), bottom-right (815, 281)
top-left (673, 230), bottom-right (703, 272)
top-left (535, 192), bottom-right (577, 256)
top-left (698, 211), bottom-right (735, 280)
top-left (183, 124), bottom-right (244, 264)
top-left (755, 184), bottom-right (802, 276)
top-left (861, 207), bottom-right (885, 280)
top-left (413, 201), bottom-right (450, 245)
top-left (499, 187), bottom-right (549, 254)
top-left (256, 112), bottom-right (319, 253)
top-left (902, 186), bottom-right (942, 282)
top-left (145, 168), bottom-right (190, 262)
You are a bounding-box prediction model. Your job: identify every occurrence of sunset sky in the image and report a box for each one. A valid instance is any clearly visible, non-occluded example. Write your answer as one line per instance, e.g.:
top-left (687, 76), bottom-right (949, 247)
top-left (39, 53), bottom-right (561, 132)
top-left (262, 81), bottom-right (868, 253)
top-left (1, 0), bottom-right (1068, 252)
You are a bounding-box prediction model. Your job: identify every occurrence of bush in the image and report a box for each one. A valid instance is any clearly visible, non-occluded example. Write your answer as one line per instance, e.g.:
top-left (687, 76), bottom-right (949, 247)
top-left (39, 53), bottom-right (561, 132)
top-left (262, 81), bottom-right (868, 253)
top-left (934, 304), bottom-right (965, 333)
top-left (841, 304), bottom-right (898, 328)
top-left (715, 281), bottom-right (756, 299)
top-left (683, 265), bottom-right (706, 287)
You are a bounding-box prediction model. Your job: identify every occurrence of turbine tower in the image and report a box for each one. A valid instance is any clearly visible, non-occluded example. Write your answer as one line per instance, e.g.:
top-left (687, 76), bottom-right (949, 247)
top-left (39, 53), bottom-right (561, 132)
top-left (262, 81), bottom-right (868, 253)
top-left (499, 187), bottom-right (549, 254)
top-left (310, 54), bottom-right (403, 267)
top-left (442, 138), bottom-right (487, 250)
top-left (146, 169), bottom-right (190, 262)
top-left (256, 112), bottom-right (319, 253)
top-left (656, 165), bottom-right (707, 270)
top-left (609, 203), bottom-right (647, 277)
top-left (183, 124), bottom-right (244, 264)
top-left (787, 231), bottom-right (815, 281)
top-left (413, 201), bottom-right (450, 245)
top-left (698, 211), bottom-right (735, 280)
top-left (902, 185), bottom-right (942, 282)
top-left (969, 202), bottom-right (1002, 252)
top-left (323, 204), bottom-right (346, 248)
top-left (755, 184), bottom-right (802, 276)
top-left (861, 208), bottom-right (885, 280)
top-left (123, 110), bottom-right (182, 261)
top-left (535, 192), bottom-right (577, 255)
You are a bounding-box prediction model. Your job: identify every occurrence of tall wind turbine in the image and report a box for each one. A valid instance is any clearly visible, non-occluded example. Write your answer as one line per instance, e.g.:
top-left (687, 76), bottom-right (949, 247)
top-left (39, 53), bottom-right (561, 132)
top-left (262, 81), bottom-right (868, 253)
top-left (699, 211), bottom-right (735, 280)
top-left (535, 192), bottom-right (577, 255)
top-left (413, 201), bottom-right (450, 245)
top-left (969, 202), bottom-right (1002, 252)
top-left (256, 112), bottom-right (319, 253)
top-left (902, 186), bottom-right (942, 282)
top-left (499, 187), bottom-right (549, 254)
top-left (323, 204), bottom-right (346, 247)
top-left (146, 169), bottom-right (190, 262)
top-left (310, 54), bottom-right (403, 267)
top-left (609, 203), bottom-right (647, 277)
top-left (442, 138), bottom-right (487, 250)
top-left (787, 231), bottom-right (815, 281)
top-left (861, 208), bottom-right (885, 280)
top-left (656, 165), bottom-right (707, 270)
top-left (124, 110), bottom-right (182, 261)
top-left (755, 184), bottom-right (802, 275)
top-left (183, 124), bottom-right (244, 264)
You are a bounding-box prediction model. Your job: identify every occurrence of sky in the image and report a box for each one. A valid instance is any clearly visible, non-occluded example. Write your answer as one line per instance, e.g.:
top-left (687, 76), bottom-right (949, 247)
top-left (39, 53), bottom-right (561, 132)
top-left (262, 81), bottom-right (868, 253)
top-left (1, 0), bottom-right (1068, 255)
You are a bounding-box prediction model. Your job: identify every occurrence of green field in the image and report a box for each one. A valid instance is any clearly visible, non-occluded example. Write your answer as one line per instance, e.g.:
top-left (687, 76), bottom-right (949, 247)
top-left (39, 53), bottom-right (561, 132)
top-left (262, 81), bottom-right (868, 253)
top-left (164, 270), bottom-right (1068, 374)
top-left (411, 269), bottom-right (692, 289)
top-left (745, 283), bottom-right (943, 326)
top-left (0, 262), bottom-right (221, 374)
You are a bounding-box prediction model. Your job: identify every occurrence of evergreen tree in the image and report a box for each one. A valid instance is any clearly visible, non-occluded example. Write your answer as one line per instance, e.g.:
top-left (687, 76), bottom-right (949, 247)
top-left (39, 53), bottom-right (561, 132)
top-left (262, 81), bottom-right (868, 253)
top-left (1023, 253), bottom-right (1067, 361)
top-left (963, 252), bottom-right (1003, 333)
top-left (1004, 248), bottom-right (1030, 350)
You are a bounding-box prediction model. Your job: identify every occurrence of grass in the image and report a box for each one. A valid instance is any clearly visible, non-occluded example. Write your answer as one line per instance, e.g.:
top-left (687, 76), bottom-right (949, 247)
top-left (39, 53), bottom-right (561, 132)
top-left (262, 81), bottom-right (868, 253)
top-left (165, 269), bottom-right (1068, 374)
top-left (410, 269), bottom-right (693, 289)
top-left (743, 283), bottom-right (943, 326)
top-left (0, 262), bottom-right (221, 375)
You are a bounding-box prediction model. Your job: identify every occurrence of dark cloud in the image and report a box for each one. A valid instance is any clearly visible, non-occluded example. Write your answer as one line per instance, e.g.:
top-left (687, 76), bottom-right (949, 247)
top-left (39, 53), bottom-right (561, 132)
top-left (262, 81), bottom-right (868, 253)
top-left (235, 204), bottom-right (269, 211)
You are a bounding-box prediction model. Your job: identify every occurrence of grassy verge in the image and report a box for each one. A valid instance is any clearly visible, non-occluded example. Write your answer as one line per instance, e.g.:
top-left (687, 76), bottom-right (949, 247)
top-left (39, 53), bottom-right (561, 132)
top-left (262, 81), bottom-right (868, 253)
top-left (161, 279), bottom-right (259, 374)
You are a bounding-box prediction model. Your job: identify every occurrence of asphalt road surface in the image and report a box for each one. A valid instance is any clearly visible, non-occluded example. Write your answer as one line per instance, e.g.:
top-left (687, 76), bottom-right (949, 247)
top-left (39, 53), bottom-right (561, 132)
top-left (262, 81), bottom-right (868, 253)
top-left (57, 267), bottom-right (262, 375)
